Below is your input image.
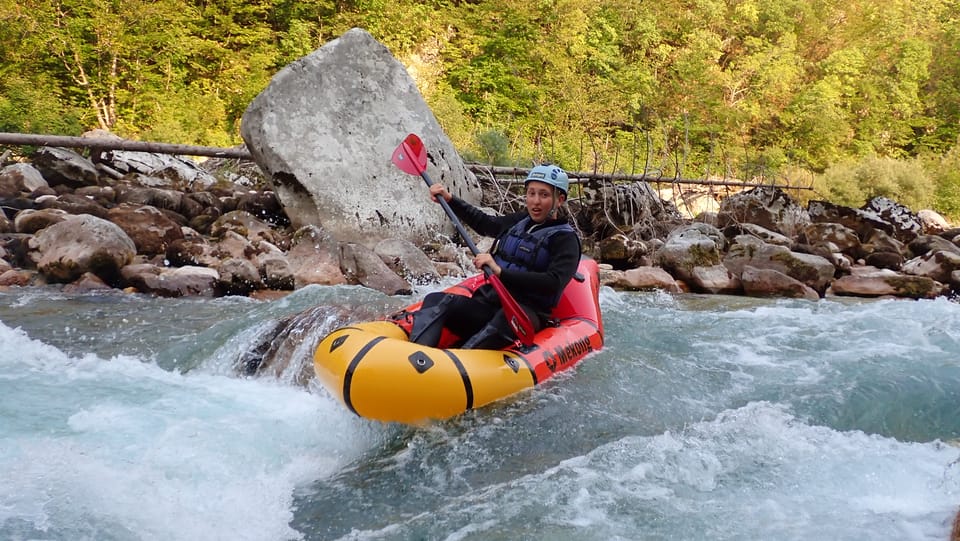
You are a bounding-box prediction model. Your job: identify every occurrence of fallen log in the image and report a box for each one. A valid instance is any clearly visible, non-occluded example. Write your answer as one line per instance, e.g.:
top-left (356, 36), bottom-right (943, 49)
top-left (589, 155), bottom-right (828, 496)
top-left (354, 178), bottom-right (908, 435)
top-left (0, 131), bottom-right (809, 191)
top-left (0, 132), bottom-right (251, 159)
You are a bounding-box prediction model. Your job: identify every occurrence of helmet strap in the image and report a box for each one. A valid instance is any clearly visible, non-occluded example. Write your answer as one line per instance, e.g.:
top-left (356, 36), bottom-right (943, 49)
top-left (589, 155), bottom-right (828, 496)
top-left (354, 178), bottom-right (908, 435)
top-left (547, 190), bottom-right (566, 219)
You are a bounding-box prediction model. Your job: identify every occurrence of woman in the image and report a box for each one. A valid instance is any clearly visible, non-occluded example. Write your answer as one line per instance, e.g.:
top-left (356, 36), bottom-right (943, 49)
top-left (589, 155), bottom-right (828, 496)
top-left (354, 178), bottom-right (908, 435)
top-left (410, 164), bottom-right (582, 350)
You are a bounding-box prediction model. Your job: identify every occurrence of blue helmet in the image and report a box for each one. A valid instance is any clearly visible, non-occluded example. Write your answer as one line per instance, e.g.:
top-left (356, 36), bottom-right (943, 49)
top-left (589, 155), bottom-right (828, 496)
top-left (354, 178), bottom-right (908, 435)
top-left (525, 164), bottom-right (569, 196)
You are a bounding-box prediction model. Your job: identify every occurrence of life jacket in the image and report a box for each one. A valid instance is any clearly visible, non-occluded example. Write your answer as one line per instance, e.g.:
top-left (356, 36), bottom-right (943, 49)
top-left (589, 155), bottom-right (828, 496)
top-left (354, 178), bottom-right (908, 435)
top-left (493, 217), bottom-right (576, 309)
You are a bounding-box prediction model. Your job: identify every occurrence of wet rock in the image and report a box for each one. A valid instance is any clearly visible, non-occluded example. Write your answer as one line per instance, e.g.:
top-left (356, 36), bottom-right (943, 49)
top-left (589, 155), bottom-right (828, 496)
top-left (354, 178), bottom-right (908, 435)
top-left (286, 224), bottom-right (347, 287)
top-left (607, 265), bottom-right (681, 292)
top-left (374, 238), bottom-right (441, 285)
top-left (217, 257), bottom-right (263, 295)
top-left (27, 214), bottom-right (135, 283)
top-left (689, 264), bottom-right (742, 294)
top-left (107, 204), bottom-right (185, 256)
top-left (259, 255), bottom-right (295, 290)
top-left (723, 236), bottom-right (836, 293)
top-left (166, 237), bottom-right (221, 268)
top-left (120, 263), bottom-right (219, 297)
top-left (63, 272), bottom-right (113, 293)
top-left (741, 265), bottom-right (820, 300)
top-left (0, 268), bottom-right (33, 287)
top-left (340, 242), bottom-right (413, 296)
top-left (828, 267), bottom-right (945, 299)
top-left (211, 210), bottom-right (286, 248)
top-left (236, 190), bottom-right (289, 228)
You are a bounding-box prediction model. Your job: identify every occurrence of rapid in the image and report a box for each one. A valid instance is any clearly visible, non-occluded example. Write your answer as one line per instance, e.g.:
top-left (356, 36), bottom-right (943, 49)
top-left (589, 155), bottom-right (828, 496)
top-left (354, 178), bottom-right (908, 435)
top-left (1, 284), bottom-right (959, 540)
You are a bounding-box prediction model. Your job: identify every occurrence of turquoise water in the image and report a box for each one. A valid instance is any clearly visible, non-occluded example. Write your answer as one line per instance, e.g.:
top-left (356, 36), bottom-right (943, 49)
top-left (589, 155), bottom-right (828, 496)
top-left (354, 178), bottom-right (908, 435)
top-left (1, 285), bottom-right (958, 540)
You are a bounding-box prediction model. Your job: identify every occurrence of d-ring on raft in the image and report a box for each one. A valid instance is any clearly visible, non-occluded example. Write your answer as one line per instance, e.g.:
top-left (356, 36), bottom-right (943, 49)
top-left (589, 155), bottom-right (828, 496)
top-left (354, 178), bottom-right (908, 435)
top-left (312, 258), bottom-right (604, 424)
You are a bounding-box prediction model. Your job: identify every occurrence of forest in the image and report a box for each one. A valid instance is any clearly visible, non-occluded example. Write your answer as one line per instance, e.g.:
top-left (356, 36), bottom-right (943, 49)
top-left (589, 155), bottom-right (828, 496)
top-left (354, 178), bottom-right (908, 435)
top-left (2, 0), bottom-right (960, 219)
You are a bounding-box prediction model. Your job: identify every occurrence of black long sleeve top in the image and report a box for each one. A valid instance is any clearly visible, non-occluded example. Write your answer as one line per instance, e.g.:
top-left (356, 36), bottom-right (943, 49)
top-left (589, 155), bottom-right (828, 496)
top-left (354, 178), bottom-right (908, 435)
top-left (447, 196), bottom-right (582, 311)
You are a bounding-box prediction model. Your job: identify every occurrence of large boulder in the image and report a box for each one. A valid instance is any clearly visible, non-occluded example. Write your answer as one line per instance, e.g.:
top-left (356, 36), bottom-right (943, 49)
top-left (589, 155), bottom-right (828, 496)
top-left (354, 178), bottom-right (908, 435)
top-left (654, 223), bottom-right (725, 283)
top-left (608, 266), bottom-right (682, 292)
top-left (807, 199), bottom-right (921, 244)
top-left (107, 204), bottom-right (185, 256)
top-left (30, 147), bottom-right (100, 189)
top-left (28, 214), bottom-right (136, 283)
top-left (120, 263), bottom-right (219, 297)
top-left (723, 235), bottom-right (836, 293)
top-left (741, 265), bottom-right (820, 300)
top-left (828, 267), bottom-right (946, 299)
top-left (861, 197), bottom-right (922, 243)
top-left (240, 27), bottom-right (477, 247)
top-left (801, 222), bottom-right (863, 259)
top-left (0, 163), bottom-right (49, 197)
top-left (718, 186), bottom-right (811, 238)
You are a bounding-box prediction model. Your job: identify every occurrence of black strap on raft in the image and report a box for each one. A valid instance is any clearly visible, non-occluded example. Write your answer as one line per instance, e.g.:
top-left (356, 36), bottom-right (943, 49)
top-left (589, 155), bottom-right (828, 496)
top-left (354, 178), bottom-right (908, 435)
top-left (409, 294), bottom-right (455, 347)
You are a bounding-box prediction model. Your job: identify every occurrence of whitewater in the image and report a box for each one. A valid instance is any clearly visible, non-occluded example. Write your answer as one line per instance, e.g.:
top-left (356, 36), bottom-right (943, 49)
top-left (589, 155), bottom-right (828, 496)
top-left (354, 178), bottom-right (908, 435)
top-left (1, 284), bottom-right (958, 540)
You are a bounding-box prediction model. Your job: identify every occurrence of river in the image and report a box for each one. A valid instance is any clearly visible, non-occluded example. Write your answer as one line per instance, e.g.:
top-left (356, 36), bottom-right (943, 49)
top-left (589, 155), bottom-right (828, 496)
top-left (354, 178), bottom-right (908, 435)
top-left (1, 283), bottom-right (958, 540)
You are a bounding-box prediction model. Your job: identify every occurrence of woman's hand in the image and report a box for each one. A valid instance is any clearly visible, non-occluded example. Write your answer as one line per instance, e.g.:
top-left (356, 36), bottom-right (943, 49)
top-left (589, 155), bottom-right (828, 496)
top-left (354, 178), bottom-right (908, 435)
top-left (473, 253), bottom-right (501, 275)
top-left (429, 183), bottom-right (452, 203)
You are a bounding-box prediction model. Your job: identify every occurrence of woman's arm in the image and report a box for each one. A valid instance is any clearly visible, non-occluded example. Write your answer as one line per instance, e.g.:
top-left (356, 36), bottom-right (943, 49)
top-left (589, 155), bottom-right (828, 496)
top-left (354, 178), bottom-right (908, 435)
top-left (447, 197), bottom-right (522, 239)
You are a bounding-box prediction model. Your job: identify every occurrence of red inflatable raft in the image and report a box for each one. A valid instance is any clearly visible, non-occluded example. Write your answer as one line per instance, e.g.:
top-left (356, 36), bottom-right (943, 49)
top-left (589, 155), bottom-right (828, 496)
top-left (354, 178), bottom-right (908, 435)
top-left (313, 258), bottom-right (604, 424)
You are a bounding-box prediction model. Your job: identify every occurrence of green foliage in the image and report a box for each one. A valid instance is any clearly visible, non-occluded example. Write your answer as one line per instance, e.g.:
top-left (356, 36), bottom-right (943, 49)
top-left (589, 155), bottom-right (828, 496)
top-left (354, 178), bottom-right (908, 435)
top-left (133, 86), bottom-right (234, 147)
top-left (0, 0), bottom-right (957, 221)
top-left (927, 147), bottom-right (960, 222)
top-left (0, 75), bottom-right (84, 135)
top-left (474, 129), bottom-right (511, 166)
top-left (813, 156), bottom-right (935, 211)
top-left (740, 146), bottom-right (789, 181)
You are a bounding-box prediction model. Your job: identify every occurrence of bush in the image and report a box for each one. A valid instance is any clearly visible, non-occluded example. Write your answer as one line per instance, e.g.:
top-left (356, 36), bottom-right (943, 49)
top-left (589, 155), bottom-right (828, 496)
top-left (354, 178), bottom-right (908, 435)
top-left (927, 147), bottom-right (960, 222)
top-left (813, 156), bottom-right (935, 211)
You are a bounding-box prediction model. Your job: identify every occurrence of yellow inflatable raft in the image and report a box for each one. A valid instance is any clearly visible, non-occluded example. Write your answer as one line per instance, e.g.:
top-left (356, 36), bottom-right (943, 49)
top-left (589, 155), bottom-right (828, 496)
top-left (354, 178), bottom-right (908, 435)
top-left (313, 258), bottom-right (604, 424)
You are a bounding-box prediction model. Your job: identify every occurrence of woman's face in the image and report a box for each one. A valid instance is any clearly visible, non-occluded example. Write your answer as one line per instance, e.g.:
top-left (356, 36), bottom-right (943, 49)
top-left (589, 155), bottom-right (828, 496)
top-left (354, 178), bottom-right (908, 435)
top-left (525, 180), bottom-right (560, 223)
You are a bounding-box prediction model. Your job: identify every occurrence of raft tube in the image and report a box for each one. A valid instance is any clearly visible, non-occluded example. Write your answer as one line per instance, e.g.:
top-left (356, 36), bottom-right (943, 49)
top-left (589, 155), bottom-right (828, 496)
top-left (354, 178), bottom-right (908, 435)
top-left (313, 258), bottom-right (604, 424)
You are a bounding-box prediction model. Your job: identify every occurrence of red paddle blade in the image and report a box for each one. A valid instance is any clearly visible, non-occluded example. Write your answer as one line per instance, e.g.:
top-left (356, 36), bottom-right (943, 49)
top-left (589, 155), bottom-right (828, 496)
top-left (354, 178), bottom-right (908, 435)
top-left (391, 133), bottom-right (428, 176)
top-left (489, 274), bottom-right (535, 347)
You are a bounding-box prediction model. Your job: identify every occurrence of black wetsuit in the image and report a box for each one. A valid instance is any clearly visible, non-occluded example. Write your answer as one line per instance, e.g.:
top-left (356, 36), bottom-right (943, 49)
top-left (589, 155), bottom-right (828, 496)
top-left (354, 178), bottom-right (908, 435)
top-left (410, 197), bottom-right (581, 350)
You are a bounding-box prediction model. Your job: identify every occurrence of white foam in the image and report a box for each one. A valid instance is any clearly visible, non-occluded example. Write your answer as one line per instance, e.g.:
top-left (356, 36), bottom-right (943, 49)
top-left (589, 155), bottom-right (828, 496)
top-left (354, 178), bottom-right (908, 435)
top-left (0, 321), bottom-right (381, 541)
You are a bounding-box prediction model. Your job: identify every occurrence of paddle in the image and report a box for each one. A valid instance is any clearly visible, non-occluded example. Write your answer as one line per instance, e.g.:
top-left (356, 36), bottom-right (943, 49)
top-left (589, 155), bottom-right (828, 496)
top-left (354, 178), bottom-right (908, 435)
top-left (391, 133), bottom-right (536, 347)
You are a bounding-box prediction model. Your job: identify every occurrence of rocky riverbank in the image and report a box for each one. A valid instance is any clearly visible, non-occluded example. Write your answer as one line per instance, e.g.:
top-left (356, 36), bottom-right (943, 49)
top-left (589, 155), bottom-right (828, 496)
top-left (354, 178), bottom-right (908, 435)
top-left (1, 139), bottom-right (959, 302)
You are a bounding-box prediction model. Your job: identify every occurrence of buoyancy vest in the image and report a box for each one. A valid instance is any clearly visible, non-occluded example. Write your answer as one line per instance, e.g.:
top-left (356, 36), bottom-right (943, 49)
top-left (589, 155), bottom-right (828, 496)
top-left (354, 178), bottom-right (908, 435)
top-left (493, 217), bottom-right (576, 309)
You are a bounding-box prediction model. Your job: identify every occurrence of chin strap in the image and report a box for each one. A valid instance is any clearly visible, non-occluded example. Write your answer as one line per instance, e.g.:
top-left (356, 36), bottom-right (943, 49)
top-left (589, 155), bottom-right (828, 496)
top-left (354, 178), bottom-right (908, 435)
top-left (547, 191), bottom-right (565, 219)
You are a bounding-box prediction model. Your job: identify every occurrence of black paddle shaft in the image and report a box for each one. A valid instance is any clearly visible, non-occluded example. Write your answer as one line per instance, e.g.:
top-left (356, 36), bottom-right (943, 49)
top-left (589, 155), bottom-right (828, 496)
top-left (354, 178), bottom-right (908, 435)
top-left (417, 170), bottom-right (487, 264)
